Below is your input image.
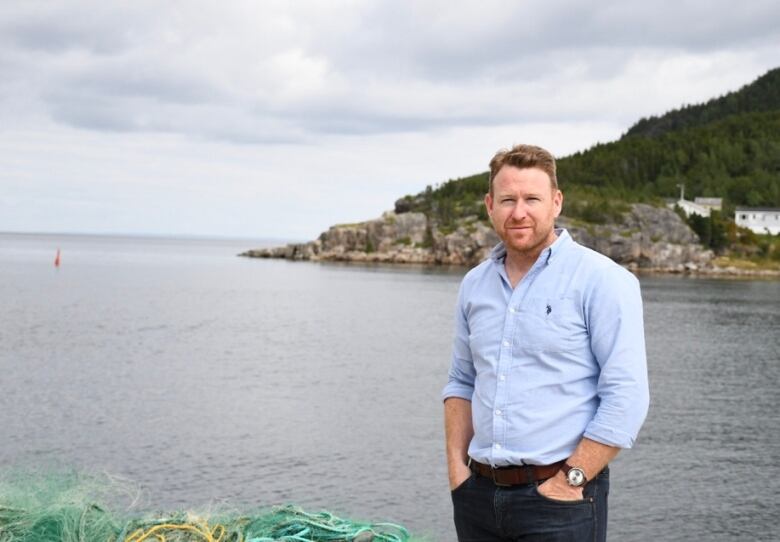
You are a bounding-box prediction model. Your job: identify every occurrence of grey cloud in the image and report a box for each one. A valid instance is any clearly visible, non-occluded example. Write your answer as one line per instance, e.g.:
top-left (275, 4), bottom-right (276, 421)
top-left (46, 84), bottom-right (310, 145)
top-left (0, 5), bottom-right (139, 55)
top-left (2, 0), bottom-right (778, 144)
top-left (583, 0), bottom-right (780, 51)
top-left (282, 94), bottom-right (584, 137)
top-left (318, 0), bottom-right (780, 83)
top-left (292, 109), bottom-right (475, 136)
top-left (66, 63), bottom-right (223, 105)
top-left (4, 18), bottom-right (129, 55)
top-left (47, 91), bottom-right (149, 133)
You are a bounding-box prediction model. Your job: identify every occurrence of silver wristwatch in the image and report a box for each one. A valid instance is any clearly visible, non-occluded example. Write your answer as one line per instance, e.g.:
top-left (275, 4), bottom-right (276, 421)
top-left (563, 463), bottom-right (588, 487)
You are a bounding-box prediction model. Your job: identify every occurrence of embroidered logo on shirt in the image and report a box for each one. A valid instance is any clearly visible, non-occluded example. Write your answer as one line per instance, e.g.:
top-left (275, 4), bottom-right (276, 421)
top-left (546, 304), bottom-right (552, 315)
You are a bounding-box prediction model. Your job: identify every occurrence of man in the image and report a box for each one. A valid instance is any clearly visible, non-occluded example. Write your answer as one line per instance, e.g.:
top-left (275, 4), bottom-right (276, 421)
top-left (443, 144), bottom-right (649, 541)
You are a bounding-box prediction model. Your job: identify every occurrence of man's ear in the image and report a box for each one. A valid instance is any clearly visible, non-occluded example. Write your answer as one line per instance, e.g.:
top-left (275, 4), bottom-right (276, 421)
top-left (484, 192), bottom-right (493, 217)
top-left (553, 190), bottom-right (563, 218)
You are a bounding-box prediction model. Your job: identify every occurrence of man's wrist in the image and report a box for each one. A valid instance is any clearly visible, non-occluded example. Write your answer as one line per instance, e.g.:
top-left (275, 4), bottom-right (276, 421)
top-left (448, 460), bottom-right (472, 490)
top-left (447, 454), bottom-right (471, 466)
top-left (448, 456), bottom-right (470, 473)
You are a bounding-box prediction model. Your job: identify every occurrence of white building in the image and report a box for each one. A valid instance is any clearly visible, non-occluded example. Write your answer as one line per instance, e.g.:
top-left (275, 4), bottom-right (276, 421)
top-left (673, 199), bottom-right (710, 217)
top-left (669, 197), bottom-right (722, 218)
top-left (735, 208), bottom-right (780, 235)
top-left (666, 184), bottom-right (722, 218)
top-left (694, 197), bottom-right (722, 213)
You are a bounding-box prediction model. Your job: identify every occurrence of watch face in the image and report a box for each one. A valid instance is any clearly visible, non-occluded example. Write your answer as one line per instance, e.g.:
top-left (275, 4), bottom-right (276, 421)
top-left (567, 467), bottom-right (586, 487)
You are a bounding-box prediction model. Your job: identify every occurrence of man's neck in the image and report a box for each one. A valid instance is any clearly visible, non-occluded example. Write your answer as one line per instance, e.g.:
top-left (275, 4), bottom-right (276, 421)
top-left (503, 232), bottom-right (558, 288)
top-left (504, 251), bottom-right (539, 289)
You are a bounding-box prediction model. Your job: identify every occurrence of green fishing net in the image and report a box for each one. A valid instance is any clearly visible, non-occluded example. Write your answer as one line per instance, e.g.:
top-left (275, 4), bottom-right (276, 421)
top-left (0, 471), bottom-right (421, 542)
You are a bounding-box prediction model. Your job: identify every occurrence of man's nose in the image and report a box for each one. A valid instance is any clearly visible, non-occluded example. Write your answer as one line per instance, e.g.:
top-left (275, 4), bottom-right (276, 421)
top-left (510, 202), bottom-right (527, 221)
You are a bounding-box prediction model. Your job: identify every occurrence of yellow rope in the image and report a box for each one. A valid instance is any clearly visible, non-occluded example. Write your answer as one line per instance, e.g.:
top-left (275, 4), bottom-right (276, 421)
top-left (124, 519), bottom-right (228, 542)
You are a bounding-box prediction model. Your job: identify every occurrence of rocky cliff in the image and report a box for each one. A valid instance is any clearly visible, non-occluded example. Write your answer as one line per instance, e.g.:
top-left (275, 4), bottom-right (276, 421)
top-left (240, 204), bottom-right (715, 271)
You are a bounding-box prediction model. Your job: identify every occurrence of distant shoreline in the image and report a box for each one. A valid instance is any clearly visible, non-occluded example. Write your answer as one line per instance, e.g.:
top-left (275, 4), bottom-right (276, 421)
top-left (0, 230), bottom-right (300, 245)
top-left (635, 266), bottom-right (780, 279)
top-left (240, 250), bottom-right (780, 279)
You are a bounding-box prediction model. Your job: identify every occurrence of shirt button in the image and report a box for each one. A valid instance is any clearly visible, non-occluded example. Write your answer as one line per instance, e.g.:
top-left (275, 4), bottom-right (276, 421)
top-left (495, 409), bottom-right (502, 416)
top-left (494, 443), bottom-right (502, 449)
top-left (502, 340), bottom-right (510, 347)
top-left (508, 307), bottom-right (516, 313)
top-left (499, 375), bottom-right (506, 381)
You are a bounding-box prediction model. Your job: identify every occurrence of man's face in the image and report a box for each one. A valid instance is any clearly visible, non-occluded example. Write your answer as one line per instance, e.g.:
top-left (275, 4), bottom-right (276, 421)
top-left (485, 165), bottom-right (563, 256)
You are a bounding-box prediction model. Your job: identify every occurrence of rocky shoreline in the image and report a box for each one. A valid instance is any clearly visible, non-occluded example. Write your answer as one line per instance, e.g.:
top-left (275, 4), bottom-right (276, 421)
top-left (240, 203), bottom-right (779, 277)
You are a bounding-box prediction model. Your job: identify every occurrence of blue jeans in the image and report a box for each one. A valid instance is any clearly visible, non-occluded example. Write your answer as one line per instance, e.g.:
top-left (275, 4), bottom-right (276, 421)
top-left (451, 467), bottom-right (609, 541)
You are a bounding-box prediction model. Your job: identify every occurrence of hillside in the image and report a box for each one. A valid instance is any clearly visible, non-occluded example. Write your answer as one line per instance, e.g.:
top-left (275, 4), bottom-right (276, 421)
top-left (399, 67), bottom-right (780, 226)
top-left (626, 67), bottom-right (780, 137)
top-left (244, 68), bottom-right (780, 272)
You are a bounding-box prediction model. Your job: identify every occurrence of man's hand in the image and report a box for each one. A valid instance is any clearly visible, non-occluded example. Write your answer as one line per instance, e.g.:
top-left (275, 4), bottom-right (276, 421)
top-left (537, 437), bottom-right (620, 501)
top-left (536, 470), bottom-right (584, 501)
top-left (444, 398), bottom-right (474, 491)
top-left (449, 461), bottom-right (472, 491)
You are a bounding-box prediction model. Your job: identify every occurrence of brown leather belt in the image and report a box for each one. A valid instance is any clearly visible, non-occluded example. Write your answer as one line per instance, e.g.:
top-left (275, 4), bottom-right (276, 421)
top-left (469, 459), bottom-right (564, 486)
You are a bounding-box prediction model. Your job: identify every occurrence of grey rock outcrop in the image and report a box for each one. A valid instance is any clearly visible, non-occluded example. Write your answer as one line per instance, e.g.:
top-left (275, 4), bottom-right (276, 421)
top-left (240, 204), bottom-right (714, 270)
top-left (559, 204), bottom-right (713, 272)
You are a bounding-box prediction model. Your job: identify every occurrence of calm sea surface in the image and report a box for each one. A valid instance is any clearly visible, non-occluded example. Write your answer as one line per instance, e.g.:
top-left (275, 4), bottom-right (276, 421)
top-left (1, 233), bottom-right (778, 541)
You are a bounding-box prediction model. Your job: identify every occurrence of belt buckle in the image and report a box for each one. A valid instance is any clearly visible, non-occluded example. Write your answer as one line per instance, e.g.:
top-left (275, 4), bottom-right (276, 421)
top-left (491, 467), bottom-right (511, 487)
top-left (523, 464), bottom-right (536, 485)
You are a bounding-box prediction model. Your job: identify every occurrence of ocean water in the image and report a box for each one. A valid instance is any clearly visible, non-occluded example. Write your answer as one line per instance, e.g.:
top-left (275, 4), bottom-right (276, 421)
top-left (1, 233), bottom-right (778, 541)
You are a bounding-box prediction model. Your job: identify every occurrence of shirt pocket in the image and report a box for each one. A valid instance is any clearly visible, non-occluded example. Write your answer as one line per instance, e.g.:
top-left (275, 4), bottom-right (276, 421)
top-left (514, 296), bottom-right (585, 353)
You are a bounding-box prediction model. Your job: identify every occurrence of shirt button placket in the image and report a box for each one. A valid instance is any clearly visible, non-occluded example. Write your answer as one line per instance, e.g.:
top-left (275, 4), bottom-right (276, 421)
top-left (493, 301), bottom-right (516, 459)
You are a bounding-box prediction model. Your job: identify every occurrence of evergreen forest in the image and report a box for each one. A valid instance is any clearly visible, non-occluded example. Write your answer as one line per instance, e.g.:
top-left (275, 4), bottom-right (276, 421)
top-left (400, 67), bottom-right (780, 261)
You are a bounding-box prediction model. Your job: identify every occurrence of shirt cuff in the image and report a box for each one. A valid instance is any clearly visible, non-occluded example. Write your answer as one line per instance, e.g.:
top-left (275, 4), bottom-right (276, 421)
top-left (583, 422), bottom-right (637, 449)
top-left (441, 383), bottom-right (474, 402)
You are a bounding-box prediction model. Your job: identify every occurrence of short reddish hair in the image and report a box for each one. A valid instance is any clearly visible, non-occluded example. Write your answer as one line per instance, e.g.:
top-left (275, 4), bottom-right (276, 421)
top-left (488, 144), bottom-right (558, 194)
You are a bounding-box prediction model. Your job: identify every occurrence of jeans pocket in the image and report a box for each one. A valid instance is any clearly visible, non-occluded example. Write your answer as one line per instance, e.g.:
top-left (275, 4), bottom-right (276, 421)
top-left (450, 473), bottom-right (475, 496)
top-left (585, 469), bottom-right (609, 500)
top-left (532, 485), bottom-right (589, 505)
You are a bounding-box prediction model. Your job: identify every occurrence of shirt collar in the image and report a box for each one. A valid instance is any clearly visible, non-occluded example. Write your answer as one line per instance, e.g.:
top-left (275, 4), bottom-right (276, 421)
top-left (490, 228), bottom-right (572, 266)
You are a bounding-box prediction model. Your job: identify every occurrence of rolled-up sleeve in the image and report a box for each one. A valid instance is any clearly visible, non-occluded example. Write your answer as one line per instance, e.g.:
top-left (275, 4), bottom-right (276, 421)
top-left (583, 267), bottom-right (650, 448)
top-left (442, 281), bottom-right (476, 401)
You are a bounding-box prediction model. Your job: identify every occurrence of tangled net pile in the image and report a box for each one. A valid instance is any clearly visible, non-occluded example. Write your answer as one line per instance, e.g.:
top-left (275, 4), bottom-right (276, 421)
top-left (0, 473), bottom-right (420, 542)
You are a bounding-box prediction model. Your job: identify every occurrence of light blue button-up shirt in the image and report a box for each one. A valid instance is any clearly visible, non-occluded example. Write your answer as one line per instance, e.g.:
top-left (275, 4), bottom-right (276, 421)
top-left (442, 229), bottom-right (649, 466)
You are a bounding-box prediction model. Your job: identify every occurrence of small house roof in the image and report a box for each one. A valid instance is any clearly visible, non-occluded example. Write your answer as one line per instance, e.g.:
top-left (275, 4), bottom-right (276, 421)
top-left (735, 207), bottom-right (780, 212)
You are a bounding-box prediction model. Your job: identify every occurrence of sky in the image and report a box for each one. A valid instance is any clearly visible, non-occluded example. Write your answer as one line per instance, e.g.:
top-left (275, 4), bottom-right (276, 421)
top-left (1, 1), bottom-right (778, 241)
